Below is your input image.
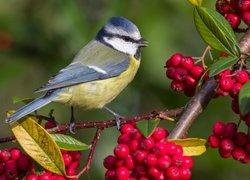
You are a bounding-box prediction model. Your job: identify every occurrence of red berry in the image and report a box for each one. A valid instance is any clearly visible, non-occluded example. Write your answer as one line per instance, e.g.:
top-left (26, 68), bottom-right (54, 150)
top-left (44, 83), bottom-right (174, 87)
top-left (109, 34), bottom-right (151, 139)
top-left (115, 167), bottom-right (129, 180)
top-left (245, 143), bottom-right (250, 154)
top-left (105, 169), bottom-right (116, 180)
top-left (45, 122), bottom-right (56, 129)
top-left (220, 52), bottom-right (228, 57)
top-left (232, 147), bottom-right (246, 161)
top-left (213, 121), bottom-right (225, 136)
top-left (124, 155), bottom-right (135, 170)
top-left (245, 113), bottom-right (250, 127)
top-left (229, 83), bottom-right (242, 98)
top-left (152, 127), bottom-right (166, 141)
top-left (241, 154), bottom-right (250, 163)
top-left (129, 129), bottom-right (142, 140)
top-left (170, 53), bottom-right (183, 67)
top-left (216, 0), bottom-right (230, 14)
top-left (234, 132), bottom-right (247, 146)
top-left (114, 144), bottom-right (130, 159)
top-left (224, 13), bottom-right (241, 29)
top-left (218, 147), bottom-right (231, 158)
top-left (166, 166), bottom-right (180, 180)
top-left (171, 81), bottom-right (184, 92)
top-left (219, 69), bottom-right (231, 77)
top-left (152, 142), bottom-right (167, 157)
top-left (0, 163), bottom-right (3, 175)
top-left (120, 124), bottom-right (134, 134)
top-left (27, 175), bottom-right (39, 180)
top-left (208, 135), bottom-right (221, 148)
top-left (238, 0), bottom-right (250, 11)
top-left (185, 75), bottom-right (197, 88)
top-left (242, 11), bottom-right (250, 25)
top-left (69, 151), bottom-right (81, 160)
top-left (174, 68), bottom-right (188, 82)
top-left (165, 59), bottom-right (173, 68)
top-left (171, 155), bottom-right (184, 168)
top-left (118, 134), bottom-right (131, 145)
top-left (70, 161), bottom-right (80, 169)
top-left (144, 154), bottom-right (157, 167)
top-left (134, 150), bottom-right (147, 163)
top-left (175, 145), bottom-right (184, 155)
top-left (166, 67), bottom-right (176, 79)
top-left (182, 156), bottom-right (193, 169)
top-left (5, 165), bottom-right (17, 180)
top-left (147, 167), bottom-right (161, 179)
top-left (17, 155), bottom-right (32, 172)
top-left (179, 167), bottom-right (192, 180)
top-left (10, 148), bottom-right (21, 161)
top-left (181, 56), bottom-right (194, 70)
top-left (0, 151), bottom-right (9, 164)
top-left (62, 153), bottom-right (72, 167)
top-left (219, 77), bottom-right (234, 91)
top-left (115, 159), bottom-right (124, 168)
top-left (135, 164), bottom-right (147, 176)
top-left (103, 155), bottom-right (116, 169)
top-left (220, 138), bottom-right (235, 152)
top-left (224, 122), bottom-right (237, 137)
top-left (190, 65), bottom-right (204, 79)
top-left (235, 70), bottom-right (249, 84)
top-left (52, 175), bottom-right (66, 180)
top-left (156, 155), bottom-right (171, 170)
top-left (129, 140), bottom-right (139, 152)
top-left (231, 98), bottom-right (240, 114)
top-left (165, 142), bottom-right (177, 156)
top-left (66, 167), bottom-right (75, 176)
top-left (230, 0), bottom-right (239, 9)
top-left (39, 172), bottom-right (53, 180)
top-left (140, 137), bottom-right (155, 150)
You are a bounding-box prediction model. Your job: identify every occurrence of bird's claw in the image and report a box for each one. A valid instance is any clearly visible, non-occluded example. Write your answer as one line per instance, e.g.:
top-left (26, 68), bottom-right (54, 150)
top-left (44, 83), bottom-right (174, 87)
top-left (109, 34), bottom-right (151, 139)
top-left (69, 122), bottom-right (76, 134)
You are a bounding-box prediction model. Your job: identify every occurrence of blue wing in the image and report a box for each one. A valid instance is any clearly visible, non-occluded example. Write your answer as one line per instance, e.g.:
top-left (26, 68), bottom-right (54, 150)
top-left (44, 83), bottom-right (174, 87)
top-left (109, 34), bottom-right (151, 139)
top-left (34, 59), bottom-right (129, 93)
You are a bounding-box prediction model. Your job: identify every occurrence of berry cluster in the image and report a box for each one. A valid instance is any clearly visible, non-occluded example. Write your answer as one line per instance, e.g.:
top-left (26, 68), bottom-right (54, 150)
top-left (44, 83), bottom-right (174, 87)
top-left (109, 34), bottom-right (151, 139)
top-left (214, 69), bottom-right (249, 114)
top-left (216, 0), bottom-right (250, 29)
top-left (0, 147), bottom-right (33, 179)
top-left (165, 53), bottom-right (205, 97)
top-left (104, 124), bottom-right (193, 180)
top-left (26, 150), bottom-right (82, 180)
top-left (208, 121), bottom-right (250, 163)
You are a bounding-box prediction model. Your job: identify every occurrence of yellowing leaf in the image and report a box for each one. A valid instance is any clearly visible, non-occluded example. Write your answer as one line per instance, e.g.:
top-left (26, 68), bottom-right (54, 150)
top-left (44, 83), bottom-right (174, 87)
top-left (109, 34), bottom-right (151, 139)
top-left (7, 111), bottom-right (66, 176)
top-left (187, 0), bottom-right (202, 6)
top-left (169, 138), bottom-right (207, 156)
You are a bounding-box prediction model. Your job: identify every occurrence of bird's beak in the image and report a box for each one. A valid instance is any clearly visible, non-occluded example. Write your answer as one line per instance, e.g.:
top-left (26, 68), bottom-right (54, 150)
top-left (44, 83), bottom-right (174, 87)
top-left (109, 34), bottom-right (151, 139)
top-left (138, 38), bottom-right (149, 47)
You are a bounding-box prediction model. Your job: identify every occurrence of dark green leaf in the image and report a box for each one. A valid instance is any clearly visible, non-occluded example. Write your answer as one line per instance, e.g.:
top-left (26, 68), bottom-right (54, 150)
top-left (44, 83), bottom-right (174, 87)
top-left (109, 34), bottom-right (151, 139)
top-left (51, 134), bottom-right (90, 151)
top-left (12, 96), bottom-right (34, 104)
top-left (194, 6), bottom-right (236, 56)
top-left (136, 118), bottom-right (160, 138)
top-left (209, 56), bottom-right (238, 77)
top-left (205, 8), bottom-right (240, 57)
top-left (239, 82), bottom-right (250, 116)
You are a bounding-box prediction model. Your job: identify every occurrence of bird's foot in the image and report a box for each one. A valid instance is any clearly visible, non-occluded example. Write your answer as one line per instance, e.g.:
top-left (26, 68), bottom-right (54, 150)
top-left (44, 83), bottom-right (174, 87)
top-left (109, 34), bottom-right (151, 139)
top-left (69, 122), bottom-right (76, 134)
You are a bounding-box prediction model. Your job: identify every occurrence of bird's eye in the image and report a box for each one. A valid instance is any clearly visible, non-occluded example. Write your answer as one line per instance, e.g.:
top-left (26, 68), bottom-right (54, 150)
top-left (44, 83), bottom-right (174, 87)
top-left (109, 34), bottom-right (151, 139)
top-left (123, 36), bottom-right (131, 42)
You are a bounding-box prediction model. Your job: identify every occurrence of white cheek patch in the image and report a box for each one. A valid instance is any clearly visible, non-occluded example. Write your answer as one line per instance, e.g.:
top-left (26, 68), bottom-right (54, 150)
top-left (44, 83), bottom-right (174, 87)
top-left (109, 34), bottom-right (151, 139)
top-left (87, 65), bottom-right (107, 74)
top-left (104, 37), bottom-right (138, 56)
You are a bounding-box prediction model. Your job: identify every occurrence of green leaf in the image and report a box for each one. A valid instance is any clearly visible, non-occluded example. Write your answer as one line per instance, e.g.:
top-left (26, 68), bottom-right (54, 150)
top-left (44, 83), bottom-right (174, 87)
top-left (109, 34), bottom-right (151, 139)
top-left (51, 134), bottom-right (90, 151)
top-left (12, 96), bottom-right (34, 104)
top-left (239, 82), bottom-right (250, 116)
top-left (194, 6), bottom-right (238, 56)
top-left (136, 118), bottom-right (160, 138)
top-left (209, 56), bottom-right (238, 77)
top-left (187, 0), bottom-right (202, 6)
top-left (205, 8), bottom-right (240, 57)
top-left (169, 138), bottom-right (207, 156)
top-left (7, 111), bottom-right (66, 176)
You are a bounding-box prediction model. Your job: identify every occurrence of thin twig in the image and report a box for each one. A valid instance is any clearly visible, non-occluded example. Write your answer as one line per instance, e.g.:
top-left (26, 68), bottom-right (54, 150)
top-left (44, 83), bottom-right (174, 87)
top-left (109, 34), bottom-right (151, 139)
top-left (76, 128), bottom-right (103, 178)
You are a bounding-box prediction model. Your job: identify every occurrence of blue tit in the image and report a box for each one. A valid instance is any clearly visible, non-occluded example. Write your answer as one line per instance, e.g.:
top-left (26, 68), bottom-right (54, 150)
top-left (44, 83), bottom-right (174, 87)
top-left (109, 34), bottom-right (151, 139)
top-left (6, 16), bottom-right (148, 130)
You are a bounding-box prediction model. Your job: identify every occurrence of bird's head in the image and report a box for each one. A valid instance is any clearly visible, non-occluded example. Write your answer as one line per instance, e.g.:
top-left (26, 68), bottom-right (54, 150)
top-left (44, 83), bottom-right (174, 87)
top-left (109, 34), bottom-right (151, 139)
top-left (96, 16), bottom-right (148, 59)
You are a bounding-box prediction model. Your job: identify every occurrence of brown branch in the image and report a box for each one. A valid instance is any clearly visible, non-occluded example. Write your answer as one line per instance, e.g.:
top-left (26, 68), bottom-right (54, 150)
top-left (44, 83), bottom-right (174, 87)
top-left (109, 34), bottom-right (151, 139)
top-left (75, 128), bottom-right (103, 178)
top-left (0, 108), bottom-right (183, 143)
top-left (168, 29), bottom-right (250, 139)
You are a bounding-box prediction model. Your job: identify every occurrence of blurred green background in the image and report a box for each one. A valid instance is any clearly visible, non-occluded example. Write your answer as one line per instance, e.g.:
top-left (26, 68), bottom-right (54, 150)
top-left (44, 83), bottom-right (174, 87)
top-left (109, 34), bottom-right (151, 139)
top-left (0, 0), bottom-right (249, 179)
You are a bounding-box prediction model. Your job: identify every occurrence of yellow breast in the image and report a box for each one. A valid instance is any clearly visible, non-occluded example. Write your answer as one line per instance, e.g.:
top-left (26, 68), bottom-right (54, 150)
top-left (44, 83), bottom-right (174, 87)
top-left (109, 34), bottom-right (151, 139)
top-left (54, 56), bottom-right (140, 109)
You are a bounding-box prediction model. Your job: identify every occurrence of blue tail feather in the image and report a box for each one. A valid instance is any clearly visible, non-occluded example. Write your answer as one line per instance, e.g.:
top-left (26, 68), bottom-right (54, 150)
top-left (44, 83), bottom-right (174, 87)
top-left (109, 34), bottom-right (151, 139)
top-left (6, 92), bottom-right (58, 123)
